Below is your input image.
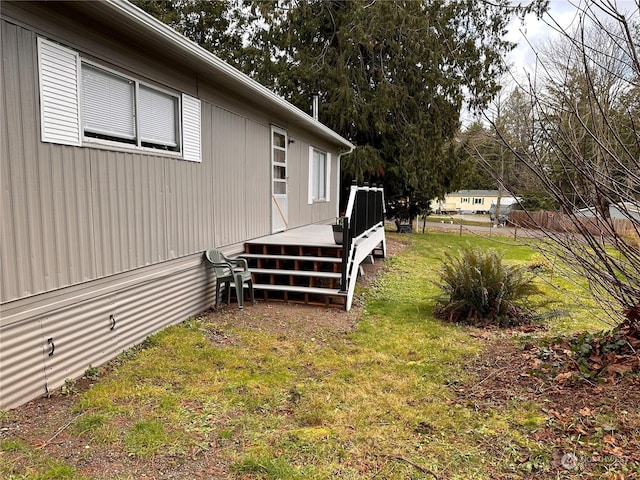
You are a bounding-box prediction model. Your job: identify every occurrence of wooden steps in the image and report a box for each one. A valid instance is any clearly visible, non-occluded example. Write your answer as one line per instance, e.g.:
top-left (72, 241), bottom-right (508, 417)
top-left (242, 242), bottom-right (347, 308)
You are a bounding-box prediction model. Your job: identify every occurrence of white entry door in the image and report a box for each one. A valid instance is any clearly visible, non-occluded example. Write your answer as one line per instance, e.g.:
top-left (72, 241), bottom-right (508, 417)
top-left (271, 126), bottom-right (288, 232)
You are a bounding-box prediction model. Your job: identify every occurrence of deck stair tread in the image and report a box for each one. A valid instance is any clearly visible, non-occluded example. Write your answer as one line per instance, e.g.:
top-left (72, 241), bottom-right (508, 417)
top-left (242, 253), bottom-right (341, 262)
top-left (250, 268), bottom-right (341, 278)
top-left (252, 284), bottom-right (346, 296)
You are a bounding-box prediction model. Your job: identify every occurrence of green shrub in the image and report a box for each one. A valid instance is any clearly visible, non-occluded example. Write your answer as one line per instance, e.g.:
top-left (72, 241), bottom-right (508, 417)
top-left (435, 245), bottom-right (537, 326)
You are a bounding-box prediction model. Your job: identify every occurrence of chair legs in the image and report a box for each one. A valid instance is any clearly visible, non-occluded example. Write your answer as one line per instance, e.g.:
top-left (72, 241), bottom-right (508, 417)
top-left (214, 280), bottom-right (231, 312)
top-left (215, 276), bottom-right (254, 312)
top-left (233, 273), bottom-right (255, 310)
top-left (234, 273), bottom-right (244, 310)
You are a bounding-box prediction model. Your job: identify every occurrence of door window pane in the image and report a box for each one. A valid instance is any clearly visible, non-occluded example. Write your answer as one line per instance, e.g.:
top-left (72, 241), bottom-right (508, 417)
top-left (273, 149), bottom-right (286, 164)
top-left (273, 132), bottom-right (286, 148)
top-left (273, 181), bottom-right (286, 195)
top-left (273, 166), bottom-right (286, 180)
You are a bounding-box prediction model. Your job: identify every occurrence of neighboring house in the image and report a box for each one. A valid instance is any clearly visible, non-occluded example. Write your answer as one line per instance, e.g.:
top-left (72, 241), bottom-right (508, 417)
top-left (430, 190), bottom-right (519, 214)
top-left (0, 1), bottom-right (358, 409)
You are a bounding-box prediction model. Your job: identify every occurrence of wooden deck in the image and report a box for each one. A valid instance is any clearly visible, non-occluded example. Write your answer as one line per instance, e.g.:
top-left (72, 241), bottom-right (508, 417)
top-left (246, 224), bottom-right (337, 247)
top-left (241, 224), bottom-right (385, 310)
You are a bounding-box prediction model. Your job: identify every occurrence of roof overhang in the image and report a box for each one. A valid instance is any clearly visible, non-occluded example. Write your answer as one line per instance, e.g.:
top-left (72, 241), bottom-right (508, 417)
top-left (65, 0), bottom-right (355, 151)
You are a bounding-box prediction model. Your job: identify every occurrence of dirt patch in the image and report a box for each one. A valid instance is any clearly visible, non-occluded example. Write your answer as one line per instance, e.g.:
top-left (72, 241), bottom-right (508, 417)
top-left (0, 238), bottom-right (407, 480)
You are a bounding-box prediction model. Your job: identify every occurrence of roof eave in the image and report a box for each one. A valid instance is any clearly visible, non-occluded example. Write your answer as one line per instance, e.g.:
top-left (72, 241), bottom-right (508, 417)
top-left (102, 0), bottom-right (354, 151)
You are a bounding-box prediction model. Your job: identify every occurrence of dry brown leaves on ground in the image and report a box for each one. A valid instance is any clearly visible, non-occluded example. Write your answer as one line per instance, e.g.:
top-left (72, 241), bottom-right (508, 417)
top-left (460, 325), bottom-right (640, 479)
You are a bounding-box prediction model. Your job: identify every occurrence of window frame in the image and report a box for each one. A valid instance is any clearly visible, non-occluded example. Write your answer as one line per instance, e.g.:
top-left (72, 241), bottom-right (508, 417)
top-left (308, 146), bottom-right (331, 204)
top-left (38, 37), bottom-right (201, 162)
top-left (80, 60), bottom-right (181, 154)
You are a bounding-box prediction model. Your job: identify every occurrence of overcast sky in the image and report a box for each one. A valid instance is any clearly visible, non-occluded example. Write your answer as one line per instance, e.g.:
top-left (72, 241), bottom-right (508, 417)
top-left (459, 0), bottom-right (638, 124)
top-left (505, 0), bottom-right (639, 79)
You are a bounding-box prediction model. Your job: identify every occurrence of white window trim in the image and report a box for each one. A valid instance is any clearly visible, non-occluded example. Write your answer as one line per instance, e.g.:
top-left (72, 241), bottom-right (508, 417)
top-left (81, 60), bottom-right (181, 152)
top-left (37, 37), bottom-right (201, 162)
top-left (308, 146), bottom-right (331, 204)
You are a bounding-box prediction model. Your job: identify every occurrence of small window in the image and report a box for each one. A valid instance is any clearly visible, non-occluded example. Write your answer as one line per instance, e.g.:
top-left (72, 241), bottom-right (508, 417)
top-left (473, 198), bottom-right (483, 205)
top-left (461, 197), bottom-right (469, 203)
top-left (308, 147), bottom-right (331, 203)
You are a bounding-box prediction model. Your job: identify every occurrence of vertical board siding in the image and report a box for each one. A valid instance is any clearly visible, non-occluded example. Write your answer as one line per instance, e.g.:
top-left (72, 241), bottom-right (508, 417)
top-left (212, 107), bottom-right (247, 247)
top-left (165, 160), bottom-right (203, 259)
top-left (1, 21), bottom-right (277, 304)
top-left (2, 22), bottom-right (30, 300)
top-left (244, 119), bottom-right (271, 239)
top-left (1, 23), bottom-right (18, 300)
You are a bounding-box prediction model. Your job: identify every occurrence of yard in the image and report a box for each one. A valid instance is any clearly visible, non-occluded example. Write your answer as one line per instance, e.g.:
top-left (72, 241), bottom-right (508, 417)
top-left (1, 231), bottom-right (639, 479)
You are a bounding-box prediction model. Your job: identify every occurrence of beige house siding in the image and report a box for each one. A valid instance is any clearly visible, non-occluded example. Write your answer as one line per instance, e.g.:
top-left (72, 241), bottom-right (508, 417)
top-left (431, 190), bottom-right (504, 213)
top-left (0, 1), bottom-right (351, 409)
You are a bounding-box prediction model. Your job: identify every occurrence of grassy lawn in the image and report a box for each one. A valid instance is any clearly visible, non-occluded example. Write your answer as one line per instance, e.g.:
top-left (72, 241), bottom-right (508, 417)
top-left (3, 231), bottom-right (635, 479)
top-left (422, 214), bottom-right (493, 227)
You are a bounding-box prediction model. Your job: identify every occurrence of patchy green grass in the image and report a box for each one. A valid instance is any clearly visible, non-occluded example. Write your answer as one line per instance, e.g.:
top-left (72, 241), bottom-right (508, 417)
top-left (424, 215), bottom-right (493, 227)
top-left (0, 438), bottom-right (92, 480)
top-left (3, 231), bottom-right (627, 479)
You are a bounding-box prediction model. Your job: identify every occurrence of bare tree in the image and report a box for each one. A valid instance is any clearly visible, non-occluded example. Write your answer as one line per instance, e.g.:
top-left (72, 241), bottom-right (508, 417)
top-left (493, 1), bottom-right (640, 328)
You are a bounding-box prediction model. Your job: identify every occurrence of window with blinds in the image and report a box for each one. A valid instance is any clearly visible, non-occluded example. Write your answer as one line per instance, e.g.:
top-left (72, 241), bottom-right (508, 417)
top-left (38, 37), bottom-right (201, 161)
top-left (139, 85), bottom-right (178, 148)
top-left (82, 65), bottom-right (136, 143)
top-left (81, 64), bottom-right (178, 151)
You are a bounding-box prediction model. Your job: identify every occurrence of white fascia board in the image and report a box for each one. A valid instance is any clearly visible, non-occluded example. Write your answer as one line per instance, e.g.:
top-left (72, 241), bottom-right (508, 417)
top-left (103, 0), bottom-right (355, 151)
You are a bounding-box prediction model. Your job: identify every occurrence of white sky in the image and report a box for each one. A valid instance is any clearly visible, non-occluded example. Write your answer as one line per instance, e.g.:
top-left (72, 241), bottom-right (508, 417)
top-left (462, 0), bottom-right (638, 124)
top-left (505, 0), bottom-right (639, 80)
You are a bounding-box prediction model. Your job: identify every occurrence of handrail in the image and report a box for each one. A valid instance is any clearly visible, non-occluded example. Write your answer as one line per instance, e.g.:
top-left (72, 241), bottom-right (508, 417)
top-left (340, 183), bottom-right (386, 292)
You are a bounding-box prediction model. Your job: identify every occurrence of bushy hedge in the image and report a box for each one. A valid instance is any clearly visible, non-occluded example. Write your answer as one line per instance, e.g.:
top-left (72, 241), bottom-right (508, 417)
top-left (435, 246), bottom-right (538, 326)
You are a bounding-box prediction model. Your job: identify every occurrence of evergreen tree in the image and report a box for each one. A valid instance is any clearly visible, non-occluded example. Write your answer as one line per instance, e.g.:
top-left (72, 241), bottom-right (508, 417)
top-left (134, 0), bottom-right (547, 216)
top-left (247, 0), bottom-right (546, 213)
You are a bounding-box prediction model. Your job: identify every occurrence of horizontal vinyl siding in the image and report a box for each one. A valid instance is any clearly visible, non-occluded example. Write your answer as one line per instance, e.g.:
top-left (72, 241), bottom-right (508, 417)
top-left (0, 318), bottom-right (48, 410)
top-left (0, 254), bottom-right (215, 410)
top-left (40, 294), bottom-right (118, 398)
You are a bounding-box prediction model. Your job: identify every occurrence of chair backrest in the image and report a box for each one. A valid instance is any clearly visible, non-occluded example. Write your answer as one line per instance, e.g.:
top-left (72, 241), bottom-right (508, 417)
top-left (205, 249), bottom-right (232, 278)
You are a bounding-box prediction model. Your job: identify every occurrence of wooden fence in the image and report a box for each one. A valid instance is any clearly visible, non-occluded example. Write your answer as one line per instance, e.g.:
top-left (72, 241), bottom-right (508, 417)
top-left (510, 210), bottom-right (637, 238)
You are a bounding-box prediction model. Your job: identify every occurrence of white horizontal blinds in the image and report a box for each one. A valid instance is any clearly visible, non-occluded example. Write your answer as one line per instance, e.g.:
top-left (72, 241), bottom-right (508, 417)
top-left (181, 94), bottom-right (201, 162)
top-left (37, 38), bottom-right (81, 146)
top-left (139, 85), bottom-right (178, 148)
top-left (82, 65), bottom-right (135, 141)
